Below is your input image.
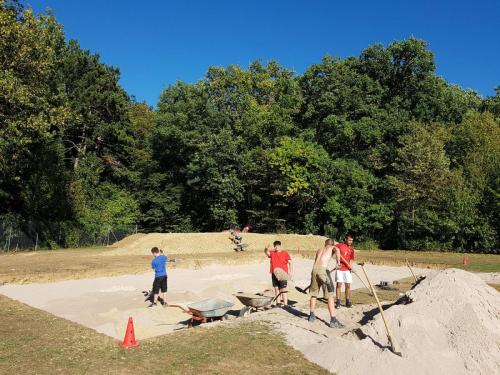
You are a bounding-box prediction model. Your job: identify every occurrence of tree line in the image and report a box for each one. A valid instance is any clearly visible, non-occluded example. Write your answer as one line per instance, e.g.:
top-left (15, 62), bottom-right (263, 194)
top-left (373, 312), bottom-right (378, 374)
top-left (1, 2), bottom-right (499, 251)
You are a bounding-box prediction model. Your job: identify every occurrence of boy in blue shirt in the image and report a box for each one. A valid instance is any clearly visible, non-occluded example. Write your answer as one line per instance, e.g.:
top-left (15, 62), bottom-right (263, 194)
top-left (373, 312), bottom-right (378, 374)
top-left (149, 247), bottom-right (168, 307)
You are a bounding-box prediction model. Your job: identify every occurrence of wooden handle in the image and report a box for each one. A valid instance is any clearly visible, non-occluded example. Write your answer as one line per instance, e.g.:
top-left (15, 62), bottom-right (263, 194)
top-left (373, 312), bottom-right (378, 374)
top-left (406, 259), bottom-right (418, 283)
top-left (359, 263), bottom-right (400, 355)
top-left (338, 254), bottom-right (371, 292)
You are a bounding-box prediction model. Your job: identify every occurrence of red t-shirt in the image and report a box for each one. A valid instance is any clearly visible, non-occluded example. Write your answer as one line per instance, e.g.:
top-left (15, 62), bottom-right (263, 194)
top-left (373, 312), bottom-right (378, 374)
top-left (337, 243), bottom-right (354, 271)
top-left (269, 251), bottom-right (291, 273)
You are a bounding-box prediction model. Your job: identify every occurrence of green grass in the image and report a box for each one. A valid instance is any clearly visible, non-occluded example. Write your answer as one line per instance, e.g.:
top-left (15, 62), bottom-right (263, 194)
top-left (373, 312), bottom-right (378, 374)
top-left (356, 249), bottom-right (500, 273)
top-left (294, 249), bottom-right (500, 273)
top-left (0, 295), bottom-right (330, 375)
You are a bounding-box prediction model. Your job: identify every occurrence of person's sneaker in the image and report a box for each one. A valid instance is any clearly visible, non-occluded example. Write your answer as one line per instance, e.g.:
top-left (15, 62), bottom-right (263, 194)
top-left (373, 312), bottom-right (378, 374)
top-left (308, 313), bottom-right (316, 322)
top-left (335, 299), bottom-right (341, 309)
top-left (329, 317), bottom-right (344, 328)
top-left (346, 300), bottom-right (352, 308)
top-left (148, 302), bottom-right (157, 308)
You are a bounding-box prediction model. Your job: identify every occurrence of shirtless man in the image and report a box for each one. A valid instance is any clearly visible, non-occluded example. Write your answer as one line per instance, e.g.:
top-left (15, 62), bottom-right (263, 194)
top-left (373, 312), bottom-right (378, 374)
top-left (308, 238), bottom-right (344, 328)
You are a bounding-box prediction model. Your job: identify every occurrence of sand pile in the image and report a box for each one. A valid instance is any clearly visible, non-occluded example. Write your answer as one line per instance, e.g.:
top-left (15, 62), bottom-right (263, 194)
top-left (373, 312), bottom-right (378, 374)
top-left (299, 269), bottom-right (500, 375)
top-left (104, 232), bottom-right (328, 256)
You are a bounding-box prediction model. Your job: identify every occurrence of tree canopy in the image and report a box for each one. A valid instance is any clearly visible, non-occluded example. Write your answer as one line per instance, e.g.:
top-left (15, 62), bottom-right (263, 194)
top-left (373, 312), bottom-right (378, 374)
top-left (0, 2), bottom-right (498, 252)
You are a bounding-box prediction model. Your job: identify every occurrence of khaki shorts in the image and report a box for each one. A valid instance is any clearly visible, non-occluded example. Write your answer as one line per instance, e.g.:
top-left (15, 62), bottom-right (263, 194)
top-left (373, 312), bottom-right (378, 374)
top-left (310, 266), bottom-right (335, 298)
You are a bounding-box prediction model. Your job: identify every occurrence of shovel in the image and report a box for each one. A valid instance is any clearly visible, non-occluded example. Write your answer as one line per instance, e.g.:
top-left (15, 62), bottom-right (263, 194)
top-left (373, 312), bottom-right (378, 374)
top-left (295, 284), bottom-right (310, 294)
top-left (336, 252), bottom-right (372, 296)
top-left (358, 262), bottom-right (402, 357)
top-left (295, 267), bottom-right (335, 295)
top-left (295, 253), bottom-right (372, 295)
top-left (405, 259), bottom-right (418, 283)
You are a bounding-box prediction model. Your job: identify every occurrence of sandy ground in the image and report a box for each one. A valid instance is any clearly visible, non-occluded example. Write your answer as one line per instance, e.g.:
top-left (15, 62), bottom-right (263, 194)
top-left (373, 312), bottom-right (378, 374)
top-left (1, 255), bottom-right (499, 375)
top-left (0, 259), bottom-right (428, 340)
top-left (105, 232), bottom-right (328, 255)
top-left (264, 269), bottom-right (500, 375)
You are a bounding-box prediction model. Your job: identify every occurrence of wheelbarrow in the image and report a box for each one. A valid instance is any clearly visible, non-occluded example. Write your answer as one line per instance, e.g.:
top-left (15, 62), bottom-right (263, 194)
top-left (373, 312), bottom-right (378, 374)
top-left (168, 298), bottom-right (234, 326)
top-left (234, 291), bottom-right (284, 317)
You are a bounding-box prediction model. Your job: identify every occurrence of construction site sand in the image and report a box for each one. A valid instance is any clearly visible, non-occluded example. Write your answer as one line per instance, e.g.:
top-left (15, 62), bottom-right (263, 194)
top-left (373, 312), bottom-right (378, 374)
top-left (262, 268), bottom-right (500, 375)
top-left (0, 259), bottom-right (427, 340)
top-left (104, 232), bottom-right (328, 255)
top-left (1, 255), bottom-right (498, 375)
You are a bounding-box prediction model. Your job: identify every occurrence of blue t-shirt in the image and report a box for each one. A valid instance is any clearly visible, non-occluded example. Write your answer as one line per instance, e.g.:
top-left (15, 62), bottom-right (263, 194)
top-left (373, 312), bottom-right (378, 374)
top-left (151, 254), bottom-right (167, 277)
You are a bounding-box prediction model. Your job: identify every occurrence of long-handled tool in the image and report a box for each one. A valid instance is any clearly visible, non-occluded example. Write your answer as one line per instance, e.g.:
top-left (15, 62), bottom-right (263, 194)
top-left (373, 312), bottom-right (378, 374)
top-left (295, 253), bottom-right (372, 295)
top-left (338, 253), bottom-right (372, 295)
top-left (405, 259), bottom-right (418, 283)
top-left (295, 266), bottom-right (336, 294)
top-left (358, 262), bottom-right (402, 356)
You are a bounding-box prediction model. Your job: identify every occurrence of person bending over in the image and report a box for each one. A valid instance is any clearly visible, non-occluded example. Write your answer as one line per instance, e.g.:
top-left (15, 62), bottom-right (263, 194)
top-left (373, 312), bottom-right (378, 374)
top-left (308, 238), bottom-right (344, 328)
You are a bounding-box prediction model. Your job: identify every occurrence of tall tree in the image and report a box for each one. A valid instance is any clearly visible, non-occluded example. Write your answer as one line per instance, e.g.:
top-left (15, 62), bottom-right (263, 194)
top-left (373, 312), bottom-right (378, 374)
top-left (0, 4), bottom-right (71, 238)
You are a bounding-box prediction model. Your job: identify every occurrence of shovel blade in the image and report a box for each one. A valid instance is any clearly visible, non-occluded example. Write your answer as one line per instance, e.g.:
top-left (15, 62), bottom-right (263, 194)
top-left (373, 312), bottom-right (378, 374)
top-left (295, 285), bottom-right (310, 294)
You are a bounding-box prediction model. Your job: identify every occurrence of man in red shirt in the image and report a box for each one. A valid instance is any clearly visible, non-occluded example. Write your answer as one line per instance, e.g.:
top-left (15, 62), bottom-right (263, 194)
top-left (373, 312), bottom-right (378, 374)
top-left (335, 234), bottom-right (355, 308)
top-left (265, 240), bottom-right (293, 306)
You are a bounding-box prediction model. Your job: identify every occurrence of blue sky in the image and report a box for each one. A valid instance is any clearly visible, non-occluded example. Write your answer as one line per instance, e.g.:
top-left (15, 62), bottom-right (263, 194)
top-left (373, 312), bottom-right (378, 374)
top-left (27, 0), bottom-right (500, 106)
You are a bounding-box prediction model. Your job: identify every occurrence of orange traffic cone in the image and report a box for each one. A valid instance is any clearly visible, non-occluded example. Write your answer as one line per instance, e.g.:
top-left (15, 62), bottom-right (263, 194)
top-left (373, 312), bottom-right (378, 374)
top-left (119, 317), bottom-right (139, 348)
top-left (463, 256), bottom-right (468, 267)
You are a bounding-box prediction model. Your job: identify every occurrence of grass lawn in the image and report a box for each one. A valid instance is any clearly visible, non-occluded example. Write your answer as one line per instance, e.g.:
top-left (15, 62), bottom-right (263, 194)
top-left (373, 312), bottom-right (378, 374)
top-left (0, 294), bottom-right (329, 375)
top-left (355, 249), bottom-right (500, 273)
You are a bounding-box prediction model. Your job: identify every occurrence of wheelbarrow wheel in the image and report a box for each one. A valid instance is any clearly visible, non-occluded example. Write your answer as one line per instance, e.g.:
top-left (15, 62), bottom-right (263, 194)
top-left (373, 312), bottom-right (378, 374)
top-left (238, 306), bottom-right (251, 317)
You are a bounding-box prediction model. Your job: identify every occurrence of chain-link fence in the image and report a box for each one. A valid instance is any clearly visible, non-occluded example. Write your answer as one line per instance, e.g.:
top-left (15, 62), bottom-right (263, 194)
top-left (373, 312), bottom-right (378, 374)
top-left (0, 219), bottom-right (139, 251)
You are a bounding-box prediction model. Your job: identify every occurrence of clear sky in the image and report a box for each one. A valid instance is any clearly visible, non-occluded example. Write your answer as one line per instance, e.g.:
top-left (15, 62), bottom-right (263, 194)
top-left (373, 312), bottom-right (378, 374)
top-left (27, 0), bottom-right (500, 106)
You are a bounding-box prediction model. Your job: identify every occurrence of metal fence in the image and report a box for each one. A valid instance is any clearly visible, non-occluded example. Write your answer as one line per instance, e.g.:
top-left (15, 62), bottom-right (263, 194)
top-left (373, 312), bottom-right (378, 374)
top-left (0, 220), bottom-right (138, 251)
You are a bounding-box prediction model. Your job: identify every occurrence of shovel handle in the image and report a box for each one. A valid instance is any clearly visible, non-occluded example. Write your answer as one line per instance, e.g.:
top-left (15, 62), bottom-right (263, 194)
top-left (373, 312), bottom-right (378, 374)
top-left (337, 253), bottom-right (372, 293)
top-left (405, 259), bottom-right (418, 283)
top-left (359, 263), bottom-right (401, 356)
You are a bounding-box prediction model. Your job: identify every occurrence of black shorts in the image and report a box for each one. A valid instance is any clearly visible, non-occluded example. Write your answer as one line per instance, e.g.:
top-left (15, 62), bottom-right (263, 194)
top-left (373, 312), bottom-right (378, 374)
top-left (152, 276), bottom-right (168, 294)
top-left (272, 274), bottom-right (287, 289)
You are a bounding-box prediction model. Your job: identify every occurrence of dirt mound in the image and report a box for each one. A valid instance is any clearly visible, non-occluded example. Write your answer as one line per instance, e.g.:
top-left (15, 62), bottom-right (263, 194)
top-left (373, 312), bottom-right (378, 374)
top-left (104, 232), bottom-right (328, 256)
top-left (108, 233), bottom-right (146, 248)
top-left (302, 269), bottom-right (500, 375)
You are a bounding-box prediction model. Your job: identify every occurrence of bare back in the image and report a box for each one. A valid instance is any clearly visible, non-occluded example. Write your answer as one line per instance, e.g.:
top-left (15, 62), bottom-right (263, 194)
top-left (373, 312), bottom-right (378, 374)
top-left (313, 245), bottom-right (337, 268)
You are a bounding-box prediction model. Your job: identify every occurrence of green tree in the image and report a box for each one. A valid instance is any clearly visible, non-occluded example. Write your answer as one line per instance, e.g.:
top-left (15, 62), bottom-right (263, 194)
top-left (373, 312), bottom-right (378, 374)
top-left (482, 86), bottom-right (500, 117)
top-left (388, 123), bottom-right (459, 249)
top-left (0, 4), bottom-right (71, 238)
top-left (323, 159), bottom-right (392, 241)
top-left (446, 111), bottom-right (499, 250)
top-left (185, 128), bottom-right (244, 230)
top-left (267, 137), bottom-right (331, 232)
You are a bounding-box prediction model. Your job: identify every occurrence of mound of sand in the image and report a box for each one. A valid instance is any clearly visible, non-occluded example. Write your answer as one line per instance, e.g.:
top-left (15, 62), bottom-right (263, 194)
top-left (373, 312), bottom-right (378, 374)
top-left (105, 232), bottom-right (328, 256)
top-left (300, 269), bottom-right (500, 375)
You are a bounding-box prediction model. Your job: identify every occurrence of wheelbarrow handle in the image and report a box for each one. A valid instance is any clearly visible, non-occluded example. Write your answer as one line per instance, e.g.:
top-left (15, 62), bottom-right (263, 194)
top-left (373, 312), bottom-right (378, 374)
top-left (271, 291), bottom-right (285, 303)
top-left (166, 303), bottom-right (191, 314)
